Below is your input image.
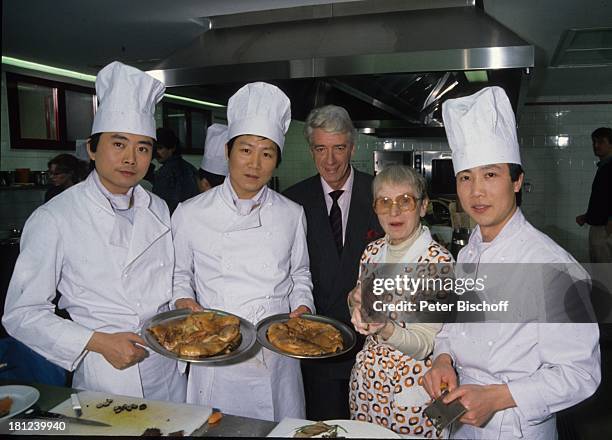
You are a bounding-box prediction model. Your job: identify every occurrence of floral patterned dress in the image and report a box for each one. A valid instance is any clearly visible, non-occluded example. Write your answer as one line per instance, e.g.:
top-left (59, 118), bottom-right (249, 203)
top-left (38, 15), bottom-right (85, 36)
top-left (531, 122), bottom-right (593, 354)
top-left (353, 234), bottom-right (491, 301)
top-left (349, 227), bottom-right (453, 437)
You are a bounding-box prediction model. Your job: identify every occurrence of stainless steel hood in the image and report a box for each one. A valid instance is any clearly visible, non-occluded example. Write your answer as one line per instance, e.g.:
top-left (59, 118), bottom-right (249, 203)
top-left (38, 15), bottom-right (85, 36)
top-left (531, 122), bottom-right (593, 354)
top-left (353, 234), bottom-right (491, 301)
top-left (151, 0), bottom-right (534, 137)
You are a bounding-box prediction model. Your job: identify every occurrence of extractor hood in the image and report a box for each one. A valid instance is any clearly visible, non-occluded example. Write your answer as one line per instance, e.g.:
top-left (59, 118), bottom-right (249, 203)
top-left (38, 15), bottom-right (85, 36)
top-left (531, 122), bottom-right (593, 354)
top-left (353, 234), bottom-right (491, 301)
top-left (151, 0), bottom-right (534, 137)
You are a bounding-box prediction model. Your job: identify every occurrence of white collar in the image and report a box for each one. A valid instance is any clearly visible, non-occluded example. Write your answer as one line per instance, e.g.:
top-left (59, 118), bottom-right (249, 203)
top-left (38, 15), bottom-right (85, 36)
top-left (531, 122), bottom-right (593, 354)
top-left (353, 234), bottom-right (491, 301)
top-left (224, 175), bottom-right (268, 216)
top-left (320, 166), bottom-right (354, 197)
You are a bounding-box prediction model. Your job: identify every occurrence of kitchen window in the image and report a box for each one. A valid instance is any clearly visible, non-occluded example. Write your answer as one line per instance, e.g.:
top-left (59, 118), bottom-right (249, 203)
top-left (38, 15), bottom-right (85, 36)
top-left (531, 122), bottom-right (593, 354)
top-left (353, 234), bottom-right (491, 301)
top-left (6, 72), bottom-right (96, 150)
top-left (162, 102), bottom-right (212, 154)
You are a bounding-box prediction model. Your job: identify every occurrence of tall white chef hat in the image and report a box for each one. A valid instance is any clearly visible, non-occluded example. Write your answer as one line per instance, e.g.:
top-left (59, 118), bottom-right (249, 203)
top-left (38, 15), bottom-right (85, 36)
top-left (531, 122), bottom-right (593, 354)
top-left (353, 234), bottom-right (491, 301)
top-left (201, 123), bottom-right (229, 176)
top-left (442, 86), bottom-right (521, 174)
top-left (91, 61), bottom-right (165, 140)
top-left (227, 82), bottom-right (291, 151)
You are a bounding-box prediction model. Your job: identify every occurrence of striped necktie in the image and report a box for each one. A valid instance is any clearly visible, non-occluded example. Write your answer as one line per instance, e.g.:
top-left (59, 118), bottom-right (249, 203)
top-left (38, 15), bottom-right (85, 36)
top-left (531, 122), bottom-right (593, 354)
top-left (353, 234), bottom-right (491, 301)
top-left (329, 190), bottom-right (344, 254)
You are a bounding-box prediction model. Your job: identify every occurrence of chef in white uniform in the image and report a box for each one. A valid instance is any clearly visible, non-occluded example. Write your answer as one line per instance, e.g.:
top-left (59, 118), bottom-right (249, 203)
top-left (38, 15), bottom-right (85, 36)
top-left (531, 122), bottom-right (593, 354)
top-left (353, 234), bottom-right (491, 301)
top-left (198, 123), bottom-right (229, 192)
top-left (3, 61), bottom-right (186, 401)
top-left (422, 87), bottom-right (601, 439)
top-left (172, 82), bottom-right (315, 421)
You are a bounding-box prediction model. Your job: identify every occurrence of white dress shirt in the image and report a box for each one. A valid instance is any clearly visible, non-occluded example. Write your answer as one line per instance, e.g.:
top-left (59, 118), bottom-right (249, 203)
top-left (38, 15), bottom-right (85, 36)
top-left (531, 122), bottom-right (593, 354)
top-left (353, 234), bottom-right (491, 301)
top-left (320, 166), bottom-right (354, 245)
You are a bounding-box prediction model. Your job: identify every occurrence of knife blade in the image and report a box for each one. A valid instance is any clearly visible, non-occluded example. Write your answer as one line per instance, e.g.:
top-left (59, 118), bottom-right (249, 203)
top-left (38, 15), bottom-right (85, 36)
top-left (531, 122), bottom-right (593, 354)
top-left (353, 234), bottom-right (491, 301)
top-left (24, 408), bottom-right (112, 427)
top-left (70, 393), bottom-right (82, 418)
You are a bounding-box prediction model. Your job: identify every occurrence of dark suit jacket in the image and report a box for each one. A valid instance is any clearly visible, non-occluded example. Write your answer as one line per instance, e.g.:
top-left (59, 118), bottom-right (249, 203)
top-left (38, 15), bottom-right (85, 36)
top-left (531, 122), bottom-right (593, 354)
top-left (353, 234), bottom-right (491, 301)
top-left (284, 169), bottom-right (383, 379)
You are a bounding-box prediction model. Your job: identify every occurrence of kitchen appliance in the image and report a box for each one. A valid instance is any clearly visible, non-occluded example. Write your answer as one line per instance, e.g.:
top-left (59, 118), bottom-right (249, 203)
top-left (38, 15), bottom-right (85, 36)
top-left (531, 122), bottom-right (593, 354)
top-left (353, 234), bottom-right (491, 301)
top-left (373, 150), bottom-right (456, 198)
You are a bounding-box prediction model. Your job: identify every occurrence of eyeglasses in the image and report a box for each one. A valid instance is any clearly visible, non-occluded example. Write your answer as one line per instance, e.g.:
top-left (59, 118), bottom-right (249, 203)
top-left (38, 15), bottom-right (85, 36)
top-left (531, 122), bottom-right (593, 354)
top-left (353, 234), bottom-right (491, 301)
top-left (373, 193), bottom-right (421, 214)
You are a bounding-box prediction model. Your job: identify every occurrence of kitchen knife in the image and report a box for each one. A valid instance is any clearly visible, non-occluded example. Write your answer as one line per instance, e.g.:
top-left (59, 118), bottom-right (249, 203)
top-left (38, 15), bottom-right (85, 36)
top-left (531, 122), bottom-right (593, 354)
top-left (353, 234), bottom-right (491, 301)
top-left (24, 408), bottom-right (112, 427)
top-left (70, 393), bottom-right (82, 417)
top-left (423, 389), bottom-right (467, 432)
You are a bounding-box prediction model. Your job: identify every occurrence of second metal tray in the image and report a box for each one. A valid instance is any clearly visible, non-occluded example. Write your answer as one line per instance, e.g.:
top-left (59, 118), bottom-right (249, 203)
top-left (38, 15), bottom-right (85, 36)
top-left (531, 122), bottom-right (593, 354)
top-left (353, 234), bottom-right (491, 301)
top-left (255, 313), bottom-right (356, 359)
top-left (141, 308), bottom-right (256, 364)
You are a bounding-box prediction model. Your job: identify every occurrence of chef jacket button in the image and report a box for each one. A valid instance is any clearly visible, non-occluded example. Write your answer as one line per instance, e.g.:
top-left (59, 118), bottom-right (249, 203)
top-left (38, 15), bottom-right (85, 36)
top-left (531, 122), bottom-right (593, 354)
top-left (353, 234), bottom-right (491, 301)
top-left (457, 365), bottom-right (463, 370)
top-left (488, 340), bottom-right (493, 346)
top-left (123, 272), bottom-right (128, 278)
top-left (266, 295), bottom-right (271, 299)
top-left (263, 263), bottom-right (269, 269)
top-left (159, 262), bottom-right (164, 267)
top-left (136, 302), bottom-right (141, 307)
top-left (461, 331), bottom-right (466, 336)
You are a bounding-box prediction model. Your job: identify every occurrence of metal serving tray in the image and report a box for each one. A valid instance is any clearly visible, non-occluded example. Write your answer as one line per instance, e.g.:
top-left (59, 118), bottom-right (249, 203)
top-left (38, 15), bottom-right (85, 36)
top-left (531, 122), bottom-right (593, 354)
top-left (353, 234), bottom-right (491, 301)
top-left (141, 308), bottom-right (256, 364)
top-left (255, 313), bottom-right (356, 359)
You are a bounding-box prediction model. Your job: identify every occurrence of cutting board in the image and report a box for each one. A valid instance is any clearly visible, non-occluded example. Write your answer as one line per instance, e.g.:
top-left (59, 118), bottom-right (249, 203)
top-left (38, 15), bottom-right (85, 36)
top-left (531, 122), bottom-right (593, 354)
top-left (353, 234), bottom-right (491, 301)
top-left (48, 390), bottom-right (211, 436)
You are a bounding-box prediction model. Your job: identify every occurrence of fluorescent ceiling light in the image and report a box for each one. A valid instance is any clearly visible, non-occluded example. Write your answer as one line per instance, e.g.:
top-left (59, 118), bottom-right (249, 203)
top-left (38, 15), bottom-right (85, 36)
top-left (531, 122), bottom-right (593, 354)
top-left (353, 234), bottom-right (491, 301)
top-left (2, 56), bottom-right (225, 108)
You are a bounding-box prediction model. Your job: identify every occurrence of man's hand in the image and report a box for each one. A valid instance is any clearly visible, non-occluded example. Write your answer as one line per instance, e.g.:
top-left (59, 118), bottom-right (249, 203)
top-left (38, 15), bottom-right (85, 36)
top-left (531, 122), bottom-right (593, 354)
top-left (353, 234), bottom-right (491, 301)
top-left (175, 298), bottom-right (204, 312)
top-left (576, 214), bottom-right (586, 226)
top-left (422, 354), bottom-right (458, 399)
top-left (442, 384), bottom-right (516, 427)
top-left (289, 305), bottom-right (311, 318)
top-left (86, 332), bottom-right (148, 370)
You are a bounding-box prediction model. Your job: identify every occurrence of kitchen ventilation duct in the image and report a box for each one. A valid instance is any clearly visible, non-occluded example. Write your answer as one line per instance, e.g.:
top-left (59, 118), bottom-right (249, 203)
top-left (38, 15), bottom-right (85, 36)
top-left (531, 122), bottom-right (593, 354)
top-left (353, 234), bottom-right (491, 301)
top-left (151, 0), bottom-right (534, 137)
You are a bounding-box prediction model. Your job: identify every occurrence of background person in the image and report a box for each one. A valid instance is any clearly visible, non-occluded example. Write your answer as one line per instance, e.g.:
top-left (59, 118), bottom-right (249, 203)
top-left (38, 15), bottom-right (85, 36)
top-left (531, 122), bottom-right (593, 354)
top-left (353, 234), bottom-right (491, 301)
top-left (152, 127), bottom-right (199, 213)
top-left (198, 123), bottom-right (228, 192)
top-left (3, 61), bottom-right (186, 401)
top-left (45, 153), bottom-right (88, 202)
top-left (284, 105), bottom-right (383, 420)
top-left (576, 127), bottom-right (612, 263)
top-left (171, 82), bottom-right (314, 421)
top-left (348, 165), bottom-right (452, 437)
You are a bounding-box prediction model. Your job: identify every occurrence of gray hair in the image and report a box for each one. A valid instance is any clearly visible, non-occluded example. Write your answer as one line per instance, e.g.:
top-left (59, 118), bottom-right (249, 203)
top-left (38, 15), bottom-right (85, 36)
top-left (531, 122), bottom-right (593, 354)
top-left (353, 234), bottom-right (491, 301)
top-left (372, 165), bottom-right (428, 200)
top-left (304, 105), bottom-right (357, 146)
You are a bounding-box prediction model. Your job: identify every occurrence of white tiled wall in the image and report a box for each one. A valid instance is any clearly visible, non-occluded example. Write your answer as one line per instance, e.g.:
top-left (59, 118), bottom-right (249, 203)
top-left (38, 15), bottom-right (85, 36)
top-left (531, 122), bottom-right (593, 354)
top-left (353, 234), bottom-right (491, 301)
top-left (519, 96), bottom-right (612, 263)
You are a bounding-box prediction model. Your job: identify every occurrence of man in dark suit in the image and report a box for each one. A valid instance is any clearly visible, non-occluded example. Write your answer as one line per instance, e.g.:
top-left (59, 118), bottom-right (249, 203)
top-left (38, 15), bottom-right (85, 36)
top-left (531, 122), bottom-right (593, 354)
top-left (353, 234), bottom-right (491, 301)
top-left (284, 105), bottom-right (383, 420)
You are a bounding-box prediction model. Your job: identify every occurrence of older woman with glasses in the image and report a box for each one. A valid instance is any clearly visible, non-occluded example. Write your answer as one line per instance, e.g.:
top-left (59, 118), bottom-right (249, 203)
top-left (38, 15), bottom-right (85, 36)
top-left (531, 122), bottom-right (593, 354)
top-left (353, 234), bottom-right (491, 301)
top-left (348, 165), bottom-right (453, 438)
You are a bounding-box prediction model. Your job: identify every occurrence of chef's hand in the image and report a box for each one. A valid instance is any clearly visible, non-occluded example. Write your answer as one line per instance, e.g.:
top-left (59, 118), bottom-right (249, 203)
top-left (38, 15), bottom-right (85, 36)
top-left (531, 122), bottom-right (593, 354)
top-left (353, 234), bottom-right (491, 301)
top-left (576, 214), bottom-right (586, 226)
top-left (289, 305), bottom-right (311, 318)
top-left (443, 384), bottom-right (516, 427)
top-left (86, 331), bottom-right (148, 370)
top-left (175, 298), bottom-right (204, 312)
top-left (422, 354), bottom-right (458, 399)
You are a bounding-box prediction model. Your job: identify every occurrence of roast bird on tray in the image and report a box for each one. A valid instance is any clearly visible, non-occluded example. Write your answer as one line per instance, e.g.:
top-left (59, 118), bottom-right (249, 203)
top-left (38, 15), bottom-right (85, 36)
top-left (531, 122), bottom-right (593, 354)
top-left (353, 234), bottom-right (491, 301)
top-left (147, 311), bottom-right (242, 357)
top-left (256, 313), bottom-right (356, 359)
top-left (267, 317), bottom-right (344, 356)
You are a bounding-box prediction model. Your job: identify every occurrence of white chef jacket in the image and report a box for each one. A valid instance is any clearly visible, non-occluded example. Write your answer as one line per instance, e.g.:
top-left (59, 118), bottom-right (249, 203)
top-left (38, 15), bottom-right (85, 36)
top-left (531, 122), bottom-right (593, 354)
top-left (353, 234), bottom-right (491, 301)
top-left (434, 209), bottom-right (601, 439)
top-left (171, 177), bottom-right (315, 421)
top-left (3, 172), bottom-right (186, 401)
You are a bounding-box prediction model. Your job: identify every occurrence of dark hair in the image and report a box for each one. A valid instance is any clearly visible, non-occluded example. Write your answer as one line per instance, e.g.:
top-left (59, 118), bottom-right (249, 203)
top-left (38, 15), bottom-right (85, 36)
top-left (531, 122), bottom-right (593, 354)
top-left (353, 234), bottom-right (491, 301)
top-left (47, 154), bottom-right (88, 184)
top-left (198, 168), bottom-right (225, 187)
top-left (592, 127), bottom-right (612, 143)
top-left (89, 131), bottom-right (160, 155)
top-left (227, 136), bottom-right (282, 168)
top-left (156, 127), bottom-right (181, 155)
top-left (88, 133), bottom-right (102, 152)
top-left (508, 163), bottom-right (524, 206)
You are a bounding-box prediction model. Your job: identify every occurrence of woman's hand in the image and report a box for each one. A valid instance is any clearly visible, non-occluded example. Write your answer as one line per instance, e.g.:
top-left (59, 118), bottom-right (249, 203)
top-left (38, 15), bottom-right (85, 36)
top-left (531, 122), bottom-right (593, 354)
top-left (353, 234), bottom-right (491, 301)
top-left (174, 298), bottom-right (204, 312)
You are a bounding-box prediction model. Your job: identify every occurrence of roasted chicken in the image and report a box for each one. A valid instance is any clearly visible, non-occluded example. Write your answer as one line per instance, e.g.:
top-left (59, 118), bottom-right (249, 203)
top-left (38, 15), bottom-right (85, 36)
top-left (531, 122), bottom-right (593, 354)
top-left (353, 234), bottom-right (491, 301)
top-left (148, 312), bottom-right (241, 357)
top-left (267, 317), bottom-right (343, 356)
